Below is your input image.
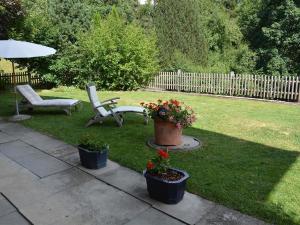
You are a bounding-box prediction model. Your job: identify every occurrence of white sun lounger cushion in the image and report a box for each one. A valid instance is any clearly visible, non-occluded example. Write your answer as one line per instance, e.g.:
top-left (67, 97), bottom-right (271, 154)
top-left (110, 106), bottom-right (145, 114)
top-left (16, 84), bottom-right (80, 107)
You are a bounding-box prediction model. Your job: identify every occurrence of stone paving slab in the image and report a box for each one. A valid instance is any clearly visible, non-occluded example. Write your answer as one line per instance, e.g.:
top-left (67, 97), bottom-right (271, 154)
top-left (97, 166), bottom-right (215, 225)
top-left (39, 168), bottom-right (94, 192)
top-left (0, 140), bottom-right (71, 178)
top-left (0, 122), bottom-right (66, 153)
top-left (0, 132), bottom-right (17, 144)
top-left (0, 140), bottom-right (40, 158)
top-left (196, 205), bottom-right (268, 225)
top-left (58, 152), bottom-right (81, 166)
top-left (124, 208), bottom-right (185, 225)
top-left (0, 123), bottom-right (35, 138)
top-left (47, 144), bottom-right (78, 158)
top-left (22, 179), bottom-right (150, 225)
top-left (80, 159), bottom-right (121, 177)
top-left (20, 131), bottom-right (67, 153)
top-left (15, 151), bottom-right (71, 178)
top-left (0, 195), bottom-right (16, 217)
top-left (0, 194), bottom-right (31, 225)
top-left (0, 154), bottom-right (58, 207)
top-left (153, 192), bottom-right (215, 225)
top-left (96, 166), bottom-right (149, 199)
top-left (0, 212), bottom-right (31, 225)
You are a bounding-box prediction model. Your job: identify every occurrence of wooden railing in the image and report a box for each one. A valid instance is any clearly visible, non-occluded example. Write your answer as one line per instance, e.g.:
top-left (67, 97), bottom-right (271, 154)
top-left (0, 72), bottom-right (42, 88)
top-left (148, 71), bottom-right (300, 102)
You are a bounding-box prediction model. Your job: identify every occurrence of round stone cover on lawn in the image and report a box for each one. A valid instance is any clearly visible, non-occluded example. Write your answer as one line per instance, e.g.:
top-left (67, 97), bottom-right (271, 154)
top-left (147, 135), bottom-right (202, 152)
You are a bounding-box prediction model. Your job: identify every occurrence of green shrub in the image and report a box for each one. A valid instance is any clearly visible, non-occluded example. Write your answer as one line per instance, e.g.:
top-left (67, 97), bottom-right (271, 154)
top-left (76, 8), bottom-right (159, 91)
top-left (79, 134), bottom-right (109, 153)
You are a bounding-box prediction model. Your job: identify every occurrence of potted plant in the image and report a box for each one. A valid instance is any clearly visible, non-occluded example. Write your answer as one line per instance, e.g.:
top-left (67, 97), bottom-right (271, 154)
top-left (143, 149), bottom-right (189, 204)
top-left (141, 99), bottom-right (196, 146)
top-left (78, 134), bottom-right (109, 169)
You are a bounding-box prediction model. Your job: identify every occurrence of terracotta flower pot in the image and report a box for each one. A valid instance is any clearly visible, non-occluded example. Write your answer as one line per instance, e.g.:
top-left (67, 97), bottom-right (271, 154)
top-left (154, 119), bottom-right (182, 146)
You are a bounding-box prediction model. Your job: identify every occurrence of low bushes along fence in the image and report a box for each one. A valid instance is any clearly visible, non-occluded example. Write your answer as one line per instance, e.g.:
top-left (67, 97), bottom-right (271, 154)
top-left (148, 71), bottom-right (300, 102)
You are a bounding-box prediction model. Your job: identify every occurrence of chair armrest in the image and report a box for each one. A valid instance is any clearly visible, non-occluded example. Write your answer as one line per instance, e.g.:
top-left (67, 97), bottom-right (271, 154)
top-left (102, 97), bottom-right (120, 104)
top-left (96, 102), bottom-right (116, 108)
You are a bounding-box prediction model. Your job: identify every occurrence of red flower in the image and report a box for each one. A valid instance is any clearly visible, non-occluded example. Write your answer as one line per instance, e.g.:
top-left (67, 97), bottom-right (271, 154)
top-left (171, 99), bottom-right (180, 107)
top-left (157, 149), bottom-right (169, 159)
top-left (147, 160), bottom-right (155, 170)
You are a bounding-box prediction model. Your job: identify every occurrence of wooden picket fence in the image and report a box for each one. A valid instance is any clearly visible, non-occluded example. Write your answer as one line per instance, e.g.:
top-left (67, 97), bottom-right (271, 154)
top-left (148, 71), bottom-right (300, 102)
top-left (0, 72), bottom-right (43, 88)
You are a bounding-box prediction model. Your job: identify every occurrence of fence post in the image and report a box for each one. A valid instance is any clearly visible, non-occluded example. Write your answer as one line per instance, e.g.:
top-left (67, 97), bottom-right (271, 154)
top-left (177, 69), bottom-right (181, 92)
top-left (229, 71), bottom-right (235, 96)
top-left (28, 72), bottom-right (32, 85)
top-left (298, 76), bottom-right (300, 103)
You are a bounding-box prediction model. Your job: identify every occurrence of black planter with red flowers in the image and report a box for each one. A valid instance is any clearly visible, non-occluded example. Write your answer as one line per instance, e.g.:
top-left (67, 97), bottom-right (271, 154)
top-left (144, 168), bottom-right (189, 204)
top-left (144, 149), bottom-right (189, 204)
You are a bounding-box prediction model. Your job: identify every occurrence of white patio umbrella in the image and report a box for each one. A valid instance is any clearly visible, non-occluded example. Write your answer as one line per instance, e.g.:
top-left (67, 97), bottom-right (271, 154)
top-left (0, 40), bottom-right (56, 121)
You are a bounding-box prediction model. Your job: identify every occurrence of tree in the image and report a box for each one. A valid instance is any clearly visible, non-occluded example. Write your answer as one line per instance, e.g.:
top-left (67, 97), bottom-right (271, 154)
top-left (0, 0), bottom-right (24, 39)
top-left (154, 0), bottom-right (208, 70)
top-left (239, 0), bottom-right (300, 75)
top-left (76, 8), bottom-right (159, 90)
top-left (94, 0), bottom-right (139, 22)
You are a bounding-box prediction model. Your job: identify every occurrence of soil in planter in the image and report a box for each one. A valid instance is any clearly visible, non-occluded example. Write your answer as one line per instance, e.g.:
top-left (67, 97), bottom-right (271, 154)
top-left (149, 169), bottom-right (184, 181)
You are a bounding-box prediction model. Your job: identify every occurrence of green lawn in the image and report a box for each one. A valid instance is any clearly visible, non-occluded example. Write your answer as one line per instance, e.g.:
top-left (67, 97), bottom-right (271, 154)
top-left (1, 87), bottom-right (300, 225)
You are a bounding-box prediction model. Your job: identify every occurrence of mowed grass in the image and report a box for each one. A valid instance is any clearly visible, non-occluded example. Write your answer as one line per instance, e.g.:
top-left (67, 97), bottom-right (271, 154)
top-left (1, 87), bottom-right (300, 225)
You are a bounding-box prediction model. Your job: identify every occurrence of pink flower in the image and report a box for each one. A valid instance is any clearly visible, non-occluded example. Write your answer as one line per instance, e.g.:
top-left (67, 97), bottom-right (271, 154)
top-left (176, 123), bottom-right (182, 129)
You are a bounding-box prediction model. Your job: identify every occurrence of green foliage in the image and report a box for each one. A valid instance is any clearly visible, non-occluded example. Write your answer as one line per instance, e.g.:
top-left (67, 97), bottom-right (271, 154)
top-left (6, 0), bottom-right (300, 84)
top-left (0, 0), bottom-right (24, 39)
top-left (153, 0), bottom-right (256, 73)
top-left (239, 0), bottom-right (300, 75)
top-left (76, 9), bottom-right (159, 90)
top-left (136, 0), bottom-right (154, 30)
top-left (95, 0), bottom-right (138, 22)
top-left (147, 149), bottom-right (170, 174)
top-left (79, 133), bottom-right (109, 152)
top-left (154, 0), bottom-right (208, 69)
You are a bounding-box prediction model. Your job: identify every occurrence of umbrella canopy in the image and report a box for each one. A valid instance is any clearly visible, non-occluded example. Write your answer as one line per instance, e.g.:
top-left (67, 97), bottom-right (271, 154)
top-left (0, 40), bottom-right (56, 58)
top-left (0, 40), bottom-right (56, 120)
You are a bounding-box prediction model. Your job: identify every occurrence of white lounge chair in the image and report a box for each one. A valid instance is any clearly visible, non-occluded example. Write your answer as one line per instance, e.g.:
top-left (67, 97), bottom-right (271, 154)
top-left (16, 84), bottom-right (81, 115)
top-left (86, 83), bottom-right (148, 127)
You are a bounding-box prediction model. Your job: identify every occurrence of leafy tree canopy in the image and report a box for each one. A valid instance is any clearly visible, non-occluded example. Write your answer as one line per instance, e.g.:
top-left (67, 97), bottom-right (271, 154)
top-left (239, 0), bottom-right (300, 75)
top-left (76, 8), bottom-right (159, 90)
top-left (0, 0), bottom-right (24, 39)
top-left (154, 0), bottom-right (208, 70)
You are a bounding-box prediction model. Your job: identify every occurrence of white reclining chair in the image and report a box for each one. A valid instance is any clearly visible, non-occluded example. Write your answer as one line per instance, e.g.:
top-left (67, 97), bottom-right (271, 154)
top-left (86, 83), bottom-right (148, 127)
top-left (16, 84), bottom-right (81, 115)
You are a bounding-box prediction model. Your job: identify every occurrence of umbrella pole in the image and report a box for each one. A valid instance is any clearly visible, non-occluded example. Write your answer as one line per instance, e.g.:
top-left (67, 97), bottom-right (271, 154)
top-left (12, 62), bottom-right (19, 115)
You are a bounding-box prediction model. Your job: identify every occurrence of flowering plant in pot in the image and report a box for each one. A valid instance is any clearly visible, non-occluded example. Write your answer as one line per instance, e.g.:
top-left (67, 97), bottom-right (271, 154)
top-left (78, 134), bottom-right (109, 169)
top-left (141, 99), bottom-right (196, 146)
top-left (143, 149), bottom-right (189, 204)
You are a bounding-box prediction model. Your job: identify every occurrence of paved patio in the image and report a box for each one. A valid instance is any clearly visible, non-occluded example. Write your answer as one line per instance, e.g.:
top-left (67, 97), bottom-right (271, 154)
top-left (0, 121), bottom-right (269, 225)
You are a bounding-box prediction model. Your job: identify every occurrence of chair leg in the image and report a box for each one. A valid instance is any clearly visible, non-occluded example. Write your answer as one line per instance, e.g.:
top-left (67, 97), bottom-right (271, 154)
top-left (76, 102), bottom-right (83, 111)
top-left (86, 116), bottom-right (97, 127)
top-left (63, 108), bottom-right (71, 116)
top-left (112, 113), bottom-right (123, 127)
top-left (143, 112), bottom-right (149, 125)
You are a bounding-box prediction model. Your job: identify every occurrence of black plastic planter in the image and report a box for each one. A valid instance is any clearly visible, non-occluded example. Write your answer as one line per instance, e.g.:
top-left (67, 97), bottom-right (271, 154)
top-left (143, 168), bottom-right (189, 204)
top-left (78, 145), bottom-right (108, 169)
